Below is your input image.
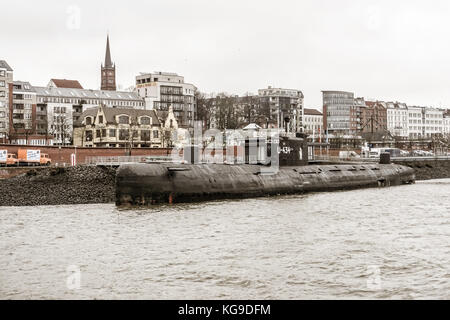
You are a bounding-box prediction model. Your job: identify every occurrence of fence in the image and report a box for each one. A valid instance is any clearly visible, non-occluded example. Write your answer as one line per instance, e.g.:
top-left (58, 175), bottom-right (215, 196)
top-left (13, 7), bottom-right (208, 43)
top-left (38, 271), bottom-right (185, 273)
top-left (85, 155), bottom-right (174, 166)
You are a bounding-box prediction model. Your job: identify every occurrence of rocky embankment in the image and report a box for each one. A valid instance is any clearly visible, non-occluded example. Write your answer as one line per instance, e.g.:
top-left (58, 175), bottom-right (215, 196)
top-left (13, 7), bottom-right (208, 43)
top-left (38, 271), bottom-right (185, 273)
top-left (396, 160), bottom-right (450, 181)
top-left (0, 166), bottom-right (116, 207)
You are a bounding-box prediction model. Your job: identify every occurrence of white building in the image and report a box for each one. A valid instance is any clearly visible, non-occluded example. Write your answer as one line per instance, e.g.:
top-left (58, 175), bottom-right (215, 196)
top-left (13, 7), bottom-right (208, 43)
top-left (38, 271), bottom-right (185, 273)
top-left (408, 106), bottom-right (424, 139)
top-left (386, 102), bottom-right (409, 138)
top-left (303, 108), bottom-right (323, 138)
top-left (443, 111), bottom-right (450, 137)
top-left (422, 107), bottom-right (444, 138)
top-left (34, 85), bottom-right (144, 145)
top-left (135, 72), bottom-right (196, 129)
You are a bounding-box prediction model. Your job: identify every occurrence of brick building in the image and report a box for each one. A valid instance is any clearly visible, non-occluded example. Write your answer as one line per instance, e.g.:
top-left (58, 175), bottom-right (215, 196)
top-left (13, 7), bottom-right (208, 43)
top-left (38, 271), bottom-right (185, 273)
top-left (8, 81), bottom-right (38, 144)
top-left (360, 101), bottom-right (387, 135)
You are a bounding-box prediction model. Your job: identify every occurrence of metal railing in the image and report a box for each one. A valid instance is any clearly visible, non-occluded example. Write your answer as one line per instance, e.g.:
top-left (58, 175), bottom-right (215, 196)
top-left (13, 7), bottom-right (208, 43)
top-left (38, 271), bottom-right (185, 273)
top-left (311, 155), bottom-right (450, 163)
top-left (85, 155), bottom-right (174, 166)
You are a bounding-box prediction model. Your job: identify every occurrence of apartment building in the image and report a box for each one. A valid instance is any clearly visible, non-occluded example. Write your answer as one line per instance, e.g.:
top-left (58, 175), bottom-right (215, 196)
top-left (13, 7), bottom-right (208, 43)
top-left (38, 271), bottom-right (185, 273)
top-left (34, 85), bottom-right (144, 145)
top-left (0, 60), bottom-right (13, 142)
top-left (443, 111), bottom-right (450, 137)
top-left (9, 81), bottom-right (36, 142)
top-left (408, 106), bottom-right (424, 139)
top-left (360, 101), bottom-right (387, 134)
top-left (135, 72), bottom-right (196, 129)
top-left (74, 106), bottom-right (162, 148)
top-left (386, 102), bottom-right (409, 138)
top-left (423, 107), bottom-right (444, 138)
top-left (258, 86), bottom-right (304, 133)
top-left (303, 108), bottom-right (323, 137)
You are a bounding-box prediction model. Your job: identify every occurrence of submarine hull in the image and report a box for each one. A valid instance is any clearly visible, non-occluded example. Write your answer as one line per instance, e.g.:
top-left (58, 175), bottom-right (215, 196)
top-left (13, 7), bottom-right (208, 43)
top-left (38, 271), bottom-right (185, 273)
top-left (115, 163), bottom-right (415, 206)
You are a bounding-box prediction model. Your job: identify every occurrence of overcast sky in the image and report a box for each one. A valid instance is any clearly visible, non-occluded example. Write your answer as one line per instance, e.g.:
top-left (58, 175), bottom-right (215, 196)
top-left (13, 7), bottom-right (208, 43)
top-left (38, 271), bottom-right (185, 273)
top-left (2, 0), bottom-right (450, 109)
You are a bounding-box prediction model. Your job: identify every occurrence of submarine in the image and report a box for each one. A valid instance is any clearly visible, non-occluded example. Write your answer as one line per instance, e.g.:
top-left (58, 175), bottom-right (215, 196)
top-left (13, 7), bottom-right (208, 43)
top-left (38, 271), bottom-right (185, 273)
top-left (115, 133), bottom-right (416, 206)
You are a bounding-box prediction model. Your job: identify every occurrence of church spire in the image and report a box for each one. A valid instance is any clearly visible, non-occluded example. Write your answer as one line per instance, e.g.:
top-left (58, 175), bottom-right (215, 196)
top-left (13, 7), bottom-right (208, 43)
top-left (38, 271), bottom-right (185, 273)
top-left (101, 33), bottom-right (116, 91)
top-left (104, 34), bottom-right (113, 68)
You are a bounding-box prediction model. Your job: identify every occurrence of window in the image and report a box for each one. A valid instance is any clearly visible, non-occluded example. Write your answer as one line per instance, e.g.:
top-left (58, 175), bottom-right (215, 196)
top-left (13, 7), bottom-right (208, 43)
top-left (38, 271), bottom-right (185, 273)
top-left (109, 129), bottom-right (116, 137)
top-left (119, 129), bottom-right (129, 140)
top-left (118, 116), bottom-right (129, 124)
top-left (85, 117), bottom-right (92, 125)
top-left (99, 115), bottom-right (103, 124)
top-left (0, 81), bottom-right (4, 87)
top-left (85, 130), bottom-right (93, 141)
top-left (141, 130), bottom-right (150, 141)
top-left (0, 91), bottom-right (5, 97)
top-left (140, 117), bottom-right (150, 125)
top-left (153, 130), bottom-right (159, 139)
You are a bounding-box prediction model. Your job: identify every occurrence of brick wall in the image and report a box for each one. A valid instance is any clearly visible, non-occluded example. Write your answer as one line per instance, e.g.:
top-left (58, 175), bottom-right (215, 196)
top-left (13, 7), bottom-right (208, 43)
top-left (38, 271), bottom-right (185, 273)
top-left (0, 144), bottom-right (173, 165)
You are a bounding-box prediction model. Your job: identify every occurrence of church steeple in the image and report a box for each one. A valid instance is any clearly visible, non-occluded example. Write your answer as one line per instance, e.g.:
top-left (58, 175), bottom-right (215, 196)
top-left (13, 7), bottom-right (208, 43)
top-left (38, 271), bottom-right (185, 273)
top-left (101, 34), bottom-right (116, 91)
top-left (104, 34), bottom-right (113, 68)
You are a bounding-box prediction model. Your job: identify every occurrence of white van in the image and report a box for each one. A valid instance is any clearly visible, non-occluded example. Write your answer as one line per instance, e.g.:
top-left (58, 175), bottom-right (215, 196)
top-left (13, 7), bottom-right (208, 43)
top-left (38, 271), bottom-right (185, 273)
top-left (339, 151), bottom-right (361, 160)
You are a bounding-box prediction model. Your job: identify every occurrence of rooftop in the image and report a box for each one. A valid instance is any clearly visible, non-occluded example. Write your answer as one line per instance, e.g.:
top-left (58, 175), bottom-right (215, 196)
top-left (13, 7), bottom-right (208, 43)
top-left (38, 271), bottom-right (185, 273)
top-left (80, 106), bottom-right (160, 125)
top-left (34, 86), bottom-right (143, 101)
top-left (49, 79), bottom-right (84, 89)
top-left (0, 60), bottom-right (13, 71)
top-left (304, 108), bottom-right (323, 116)
top-left (12, 81), bottom-right (35, 92)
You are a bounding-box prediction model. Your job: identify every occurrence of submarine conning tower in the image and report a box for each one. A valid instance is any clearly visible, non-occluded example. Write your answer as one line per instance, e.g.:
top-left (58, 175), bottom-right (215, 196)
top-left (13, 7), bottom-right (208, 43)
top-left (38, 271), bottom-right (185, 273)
top-left (278, 132), bottom-right (309, 167)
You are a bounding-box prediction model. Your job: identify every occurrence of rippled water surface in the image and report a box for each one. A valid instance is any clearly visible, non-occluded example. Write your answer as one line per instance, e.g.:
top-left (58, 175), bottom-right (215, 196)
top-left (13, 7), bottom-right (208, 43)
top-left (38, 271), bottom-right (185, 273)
top-left (1, 179), bottom-right (449, 299)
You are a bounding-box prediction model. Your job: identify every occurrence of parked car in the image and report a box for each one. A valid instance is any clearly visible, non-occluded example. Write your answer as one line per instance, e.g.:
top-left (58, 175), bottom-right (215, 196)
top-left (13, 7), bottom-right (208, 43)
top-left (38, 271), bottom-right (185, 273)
top-left (339, 151), bottom-right (361, 160)
top-left (399, 150), bottom-right (410, 157)
top-left (412, 150), bottom-right (433, 157)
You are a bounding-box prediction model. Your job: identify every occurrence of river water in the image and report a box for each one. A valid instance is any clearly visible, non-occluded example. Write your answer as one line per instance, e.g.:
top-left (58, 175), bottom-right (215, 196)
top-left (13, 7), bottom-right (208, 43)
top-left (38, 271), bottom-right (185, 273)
top-left (0, 179), bottom-right (449, 299)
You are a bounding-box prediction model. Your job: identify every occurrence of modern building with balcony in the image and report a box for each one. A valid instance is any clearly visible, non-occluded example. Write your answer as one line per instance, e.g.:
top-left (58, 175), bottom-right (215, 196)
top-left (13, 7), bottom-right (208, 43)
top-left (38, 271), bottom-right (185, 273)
top-left (9, 81), bottom-right (36, 134)
top-left (257, 86), bottom-right (304, 133)
top-left (135, 72), bottom-right (196, 129)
